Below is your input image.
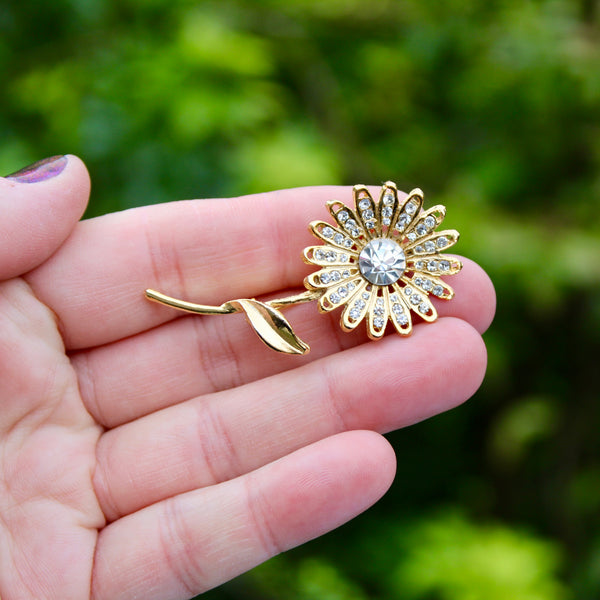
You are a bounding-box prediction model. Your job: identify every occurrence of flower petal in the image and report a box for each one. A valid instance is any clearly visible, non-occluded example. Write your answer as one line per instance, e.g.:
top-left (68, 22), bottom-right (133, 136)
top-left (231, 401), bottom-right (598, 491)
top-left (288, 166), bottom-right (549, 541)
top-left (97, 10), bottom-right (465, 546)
top-left (398, 280), bottom-right (438, 323)
top-left (411, 205), bottom-right (446, 239)
top-left (388, 286), bottom-right (413, 335)
top-left (303, 245), bottom-right (357, 268)
top-left (389, 188), bottom-right (424, 242)
top-left (327, 200), bottom-right (364, 241)
top-left (353, 185), bottom-right (379, 238)
top-left (408, 255), bottom-right (463, 277)
top-left (318, 278), bottom-right (359, 312)
top-left (340, 280), bottom-right (370, 331)
top-left (309, 221), bottom-right (358, 252)
top-left (305, 267), bottom-right (360, 289)
top-left (405, 229), bottom-right (460, 256)
top-left (378, 181), bottom-right (400, 238)
top-left (366, 290), bottom-right (389, 339)
top-left (410, 274), bottom-right (455, 300)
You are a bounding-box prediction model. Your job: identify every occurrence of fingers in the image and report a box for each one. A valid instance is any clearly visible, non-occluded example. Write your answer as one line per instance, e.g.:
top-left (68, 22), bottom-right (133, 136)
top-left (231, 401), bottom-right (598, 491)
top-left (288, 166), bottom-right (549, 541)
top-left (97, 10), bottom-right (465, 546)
top-left (91, 430), bottom-right (395, 600)
top-left (73, 257), bottom-right (495, 428)
top-left (0, 155), bottom-right (89, 279)
top-left (92, 317), bottom-right (486, 520)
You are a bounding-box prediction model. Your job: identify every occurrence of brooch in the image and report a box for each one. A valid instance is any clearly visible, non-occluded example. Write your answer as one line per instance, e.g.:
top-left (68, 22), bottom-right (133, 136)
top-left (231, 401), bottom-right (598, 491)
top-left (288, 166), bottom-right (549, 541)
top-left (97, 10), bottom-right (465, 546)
top-left (146, 182), bottom-right (462, 355)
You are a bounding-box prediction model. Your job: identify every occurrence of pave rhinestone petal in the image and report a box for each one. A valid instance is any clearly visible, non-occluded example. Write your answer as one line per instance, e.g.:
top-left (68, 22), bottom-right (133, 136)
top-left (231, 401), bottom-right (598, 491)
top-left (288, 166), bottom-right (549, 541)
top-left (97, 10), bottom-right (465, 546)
top-left (358, 238), bottom-right (406, 286)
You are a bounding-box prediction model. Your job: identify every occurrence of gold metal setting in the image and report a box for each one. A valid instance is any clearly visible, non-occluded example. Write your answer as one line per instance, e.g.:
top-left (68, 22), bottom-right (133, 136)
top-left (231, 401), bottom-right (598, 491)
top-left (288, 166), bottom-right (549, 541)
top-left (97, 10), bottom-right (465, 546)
top-left (145, 182), bottom-right (462, 355)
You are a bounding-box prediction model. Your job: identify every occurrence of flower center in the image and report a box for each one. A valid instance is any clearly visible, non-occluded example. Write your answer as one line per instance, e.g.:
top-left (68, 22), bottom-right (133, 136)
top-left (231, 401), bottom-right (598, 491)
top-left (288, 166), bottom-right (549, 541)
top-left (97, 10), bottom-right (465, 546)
top-left (358, 238), bottom-right (406, 286)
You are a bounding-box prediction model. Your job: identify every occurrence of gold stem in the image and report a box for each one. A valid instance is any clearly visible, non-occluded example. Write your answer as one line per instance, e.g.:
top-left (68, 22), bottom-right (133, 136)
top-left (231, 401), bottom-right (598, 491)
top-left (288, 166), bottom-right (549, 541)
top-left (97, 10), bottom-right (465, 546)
top-left (144, 288), bottom-right (323, 315)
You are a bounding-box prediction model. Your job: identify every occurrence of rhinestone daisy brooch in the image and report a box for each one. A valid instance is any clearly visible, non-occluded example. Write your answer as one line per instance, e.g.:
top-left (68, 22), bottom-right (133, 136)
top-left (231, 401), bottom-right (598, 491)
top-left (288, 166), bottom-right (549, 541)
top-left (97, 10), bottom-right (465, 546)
top-left (146, 181), bottom-right (462, 355)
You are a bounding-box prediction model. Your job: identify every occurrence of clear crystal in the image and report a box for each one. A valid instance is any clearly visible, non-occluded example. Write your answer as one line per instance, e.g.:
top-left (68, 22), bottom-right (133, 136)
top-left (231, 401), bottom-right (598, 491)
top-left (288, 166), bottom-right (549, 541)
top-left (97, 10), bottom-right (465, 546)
top-left (439, 260), bottom-right (450, 272)
top-left (338, 286), bottom-right (348, 298)
top-left (362, 209), bottom-right (374, 220)
top-left (350, 308), bottom-right (361, 319)
top-left (334, 233), bottom-right (344, 245)
top-left (326, 251), bottom-right (336, 262)
top-left (415, 260), bottom-right (424, 270)
top-left (407, 232), bottom-right (417, 242)
top-left (339, 254), bottom-right (349, 263)
top-left (383, 192), bottom-right (394, 206)
top-left (427, 260), bottom-right (437, 271)
top-left (437, 236), bottom-right (448, 248)
top-left (320, 272), bottom-right (331, 284)
top-left (337, 211), bottom-right (349, 223)
top-left (422, 279), bottom-right (433, 291)
top-left (374, 307), bottom-right (384, 316)
top-left (314, 249), bottom-right (325, 261)
top-left (404, 286), bottom-right (412, 296)
top-left (382, 206), bottom-right (393, 217)
top-left (432, 285), bottom-right (444, 297)
top-left (374, 316), bottom-right (385, 329)
top-left (350, 229), bottom-right (360, 238)
top-left (414, 277), bottom-right (423, 286)
top-left (347, 282), bottom-right (355, 291)
top-left (392, 303), bottom-right (404, 314)
top-left (396, 214), bottom-right (410, 229)
top-left (396, 314), bottom-right (409, 326)
top-left (424, 216), bottom-right (436, 229)
top-left (383, 217), bottom-right (391, 226)
top-left (355, 299), bottom-right (366, 310)
top-left (358, 198), bottom-right (370, 210)
top-left (362, 292), bottom-right (370, 300)
top-left (415, 245), bottom-right (424, 254)
top-left (358, 238), bottom-right (406, 286)
top-left (331, 270), bottom-right (341, 282)
top-left (410, 294), bottom-right (421, 305)
top-left (424, 241), bottom-right (436, 253)
top-left (330, 293), bottom-right (341, 304)
top-left (419, 303), bottom-right (430, 314)
top-left (376, 297), bottom-right (384, 308)
top-left (322, 226), bottom-right (334, 238)
top-left (344, 238), bottom-right (354, 248)
top-left (366, 221), bottom-right (376, 229)
top-left (416, 224), bottom-right (427, 236)
top-left (342, 270), bottom-right (350, 278)
top-left (405, 202), bottom-right (417, 215)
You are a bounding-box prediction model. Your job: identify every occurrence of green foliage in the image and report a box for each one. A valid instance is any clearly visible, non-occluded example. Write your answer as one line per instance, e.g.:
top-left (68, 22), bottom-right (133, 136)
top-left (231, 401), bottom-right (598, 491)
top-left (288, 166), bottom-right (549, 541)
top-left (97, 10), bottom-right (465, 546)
top-left (2, 0), bottom-right (600, 598)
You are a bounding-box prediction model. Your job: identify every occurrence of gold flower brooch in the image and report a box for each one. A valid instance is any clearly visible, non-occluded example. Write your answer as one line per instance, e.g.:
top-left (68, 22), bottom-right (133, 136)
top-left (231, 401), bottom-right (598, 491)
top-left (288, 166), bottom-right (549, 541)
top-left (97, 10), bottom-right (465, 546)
top-left (146, 182), bottom-right (462, 355)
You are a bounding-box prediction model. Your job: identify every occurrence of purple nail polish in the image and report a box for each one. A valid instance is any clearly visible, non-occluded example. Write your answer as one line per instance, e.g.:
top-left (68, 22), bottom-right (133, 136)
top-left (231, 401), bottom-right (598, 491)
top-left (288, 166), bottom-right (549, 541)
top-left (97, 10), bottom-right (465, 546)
top-left (5, 155), bottom-right (68, 183)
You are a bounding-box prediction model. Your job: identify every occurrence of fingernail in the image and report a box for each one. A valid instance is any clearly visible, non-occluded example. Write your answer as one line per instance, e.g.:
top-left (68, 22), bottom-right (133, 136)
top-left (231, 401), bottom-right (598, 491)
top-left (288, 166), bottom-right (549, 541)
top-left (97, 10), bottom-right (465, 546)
top-left (5, 155), bottom-right (68, 183)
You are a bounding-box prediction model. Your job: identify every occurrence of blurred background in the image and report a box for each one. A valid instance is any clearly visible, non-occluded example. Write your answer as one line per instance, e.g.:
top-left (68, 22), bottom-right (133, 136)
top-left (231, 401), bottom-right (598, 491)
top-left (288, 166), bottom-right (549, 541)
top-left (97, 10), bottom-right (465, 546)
top-left (2, 0), bottom-right (600, 598)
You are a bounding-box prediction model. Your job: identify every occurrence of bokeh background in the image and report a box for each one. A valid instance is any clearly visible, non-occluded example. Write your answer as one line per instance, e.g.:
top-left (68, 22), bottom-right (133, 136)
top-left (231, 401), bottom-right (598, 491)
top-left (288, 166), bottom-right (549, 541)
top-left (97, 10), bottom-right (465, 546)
top-left (2, 0), bottom-right (600, 598)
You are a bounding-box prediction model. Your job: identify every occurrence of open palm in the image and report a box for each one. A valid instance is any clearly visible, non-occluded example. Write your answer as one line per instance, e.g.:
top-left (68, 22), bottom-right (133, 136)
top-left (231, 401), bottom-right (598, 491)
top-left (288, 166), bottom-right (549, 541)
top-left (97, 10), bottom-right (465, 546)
top-left (0, 156), bottom-right (495, 600)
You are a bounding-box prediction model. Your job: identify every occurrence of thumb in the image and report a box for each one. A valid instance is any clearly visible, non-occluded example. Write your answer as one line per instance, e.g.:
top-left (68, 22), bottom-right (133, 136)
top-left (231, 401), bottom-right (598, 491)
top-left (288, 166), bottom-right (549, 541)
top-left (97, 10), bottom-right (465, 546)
top-left (0, 155), bottom-right (90, 280)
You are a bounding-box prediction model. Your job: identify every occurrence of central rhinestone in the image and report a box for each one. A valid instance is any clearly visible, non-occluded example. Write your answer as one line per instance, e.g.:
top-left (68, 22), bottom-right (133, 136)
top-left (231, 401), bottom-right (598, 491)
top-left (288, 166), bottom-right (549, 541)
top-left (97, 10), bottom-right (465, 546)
top-left (358, 238), bottom-right (406, 285)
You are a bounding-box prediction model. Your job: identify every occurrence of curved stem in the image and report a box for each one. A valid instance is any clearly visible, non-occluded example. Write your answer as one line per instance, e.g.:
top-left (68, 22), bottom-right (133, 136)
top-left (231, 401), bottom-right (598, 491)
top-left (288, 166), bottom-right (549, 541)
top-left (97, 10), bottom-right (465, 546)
top-left (144, 288), bottom-right (323, 316)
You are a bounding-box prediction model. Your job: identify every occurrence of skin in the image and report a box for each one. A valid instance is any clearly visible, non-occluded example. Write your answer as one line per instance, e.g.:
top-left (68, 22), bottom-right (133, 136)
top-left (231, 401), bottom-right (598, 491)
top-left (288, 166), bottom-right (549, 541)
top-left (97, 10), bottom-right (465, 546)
top-left (0, 155), bottom-right (496, 600)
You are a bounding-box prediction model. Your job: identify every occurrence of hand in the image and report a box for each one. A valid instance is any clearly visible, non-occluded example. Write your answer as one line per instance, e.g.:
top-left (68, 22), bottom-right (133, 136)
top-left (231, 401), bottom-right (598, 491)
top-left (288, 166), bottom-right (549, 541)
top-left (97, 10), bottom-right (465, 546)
top-left (0, 156), bottom-right (495, 600)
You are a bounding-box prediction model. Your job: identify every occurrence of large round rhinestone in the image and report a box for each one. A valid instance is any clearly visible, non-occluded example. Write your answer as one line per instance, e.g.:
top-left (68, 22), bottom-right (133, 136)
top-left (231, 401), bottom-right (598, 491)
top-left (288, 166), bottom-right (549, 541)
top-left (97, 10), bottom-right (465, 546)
top-left (358, 238), bottom-right (406, 285)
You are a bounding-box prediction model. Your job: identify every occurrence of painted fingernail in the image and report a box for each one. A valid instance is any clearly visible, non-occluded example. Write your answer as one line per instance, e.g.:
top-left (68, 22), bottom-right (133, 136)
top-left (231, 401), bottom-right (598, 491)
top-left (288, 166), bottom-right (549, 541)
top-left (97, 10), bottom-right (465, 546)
top-left (5, 155), bottom-right (68, 183)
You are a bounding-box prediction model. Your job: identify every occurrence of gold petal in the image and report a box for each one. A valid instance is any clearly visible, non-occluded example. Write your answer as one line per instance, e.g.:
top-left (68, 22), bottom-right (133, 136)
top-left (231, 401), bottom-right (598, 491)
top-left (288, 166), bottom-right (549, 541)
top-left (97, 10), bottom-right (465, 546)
top-left (327, 200), bottom-right (365, 242)
top-left (309, 221), bottom-right (358, 252)
top-left (378, 181), bottom-right (400, 238)
top-left (318, 278), bottom-right (357, 313)
top-left (366, 289), bottom-right (389, 339)
top-left (340, 280), bottom-right (370, 331)
top-left (230, 299), bottom-right (310, 355)
top-left (405, 229), bottom-right (460, 256)
top-left (407, 255), bottom-right (463, 277)
top-left (388, 285), bottom-right (413, 335)
top-left (303, 245), bottom-right (357, 268)
top-left (409, 274), bottom-right (455, 300)
top-left (353, 185), bottom-right (379, 239)
top-left (389, 188), bottom-right (424, 243)
top-left (305, 268), bottom-right (360, 289)
top-left (399, 278), bottom-right (438, 322)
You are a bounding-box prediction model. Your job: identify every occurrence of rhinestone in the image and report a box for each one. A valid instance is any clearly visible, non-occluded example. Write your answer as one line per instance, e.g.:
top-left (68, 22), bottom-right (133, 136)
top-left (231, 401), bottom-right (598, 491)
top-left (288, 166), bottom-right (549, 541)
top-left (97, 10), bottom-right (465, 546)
top-left (358, 238), bottom-right (406, 286)
top-left (382, 206), bottom-right (393, 217)
top-left (314, 249), bottom-right (325, 260)
top-left (322, 226), bottom-right (334, 238)
top-left (362, 292), bottom-right (370, 300)
top-left (330, 293), bottom-right (341, 304)
top-left (425, 216), bottom-right (436, 229)
top-left (362, 209), bottom-right (374, 220)
top-left (422, 279), bottom-right (433, 291)
top-left (339, 254), bottom-right (349, 263)
top-left (432, 285), bottom-right (444, 296)
top-left (439, 260), bottom-right (450, 272)
top-left (383, 192), bottom-right (395, 206)
top-left (415, 245), bottom-right (424, 254)
top-left (342, 270), bottom-right (350, 278)
top-left (374, 307), bottom-right (384, 316)
top-left (320, 272), bottom-right (331, 284)
top-left (331, 270), bottom-right (341, 282)
top-left (344, 238), bottom-right (354, 248)
top-left (405, 202), bottom-right (417, 215)
top-left (366, 221), bottom-right (376, 229)
top-left (338, 286), bottom-right (348, 298)
top-left (427, 260), bottom-right (438, 271)
top-left (355, 299), bottom-right (366, 310)
top-left (424, 241), bottom-right (436, 253)
top-left (337, 211), bottom-right (349, 223)
top-left (419, 303), bottom-right (430, 314)
top-left (416, 224), bottom-right (427, 236)
top-left (414, 277), bottom-right (423, 286)
top-left (374, 317), bottom-right (385, 329)
top-left (415, 260), bottom-right (424, 270)
top-left (349, 308), bottom-right (361, 319)
top-left (392, 303), bottom-right (404, 315)
top-left (410, 294), bottom-right (421, 305)
top-left (390, 294), bottom-right (399, 302)
top-left (347, 282), bottom-right (356, 291)
top-left (437, 236), bottom-right (448, 248)
top-left (350, 229), bottom-right (360, 238)
top-left (326, 251), bottom-right (336, 262)
top-left (334, 233), bottom-right (344, 245)
top-left (396, 314), bottom-right (409, 326)
top-left (358, 198), bottom-right (370, 210)
top-left (382, 217), bottom-right (391, 226)
top-left (396, 214), bottom-right (410, 229)
top-left (407, 232), bottom-right (417, 242)
top-left (376, 297), bottom-right (384, 308)
top-left (404, 287), bottom-right (413, 296)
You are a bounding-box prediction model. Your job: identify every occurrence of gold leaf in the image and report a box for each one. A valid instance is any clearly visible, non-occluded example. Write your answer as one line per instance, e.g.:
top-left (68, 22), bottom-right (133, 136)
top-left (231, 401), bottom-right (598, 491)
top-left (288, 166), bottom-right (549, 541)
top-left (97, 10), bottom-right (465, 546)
top-left (230, 299), bottom-right (310, 355)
